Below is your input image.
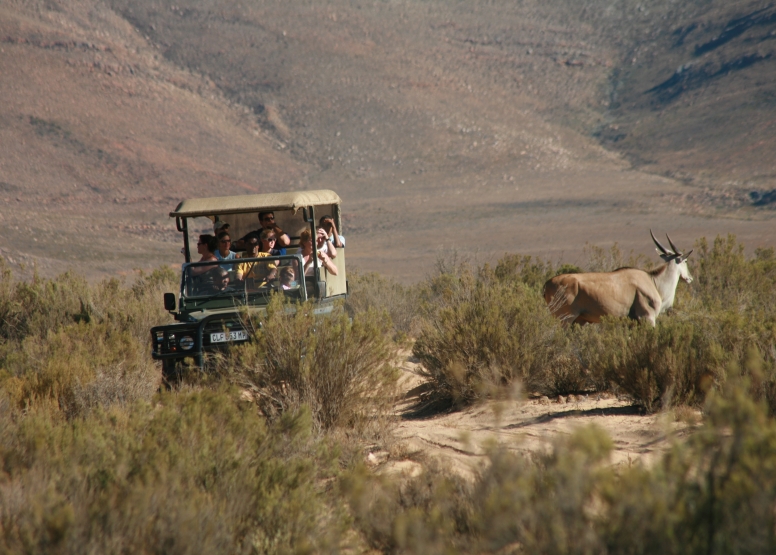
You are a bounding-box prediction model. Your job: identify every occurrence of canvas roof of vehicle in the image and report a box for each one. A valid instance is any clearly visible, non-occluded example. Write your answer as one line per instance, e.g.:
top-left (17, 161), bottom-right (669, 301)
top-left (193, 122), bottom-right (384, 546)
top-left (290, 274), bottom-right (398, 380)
top-left (170, 189), bottom-right (341, 218)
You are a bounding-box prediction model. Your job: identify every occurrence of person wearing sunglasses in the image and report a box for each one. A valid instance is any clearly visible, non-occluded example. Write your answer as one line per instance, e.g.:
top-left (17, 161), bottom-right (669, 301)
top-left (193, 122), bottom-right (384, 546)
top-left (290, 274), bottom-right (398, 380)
top-left (215, 232), bottom-right (239, 261)
top-left (236, 234), bottom-right (276, 283)
top-left (234, 211), bottom-right (290, 253)
top-left (258, 228), bottom-right (283, 256)
top-left (188, 234), bottom-right (219, 276)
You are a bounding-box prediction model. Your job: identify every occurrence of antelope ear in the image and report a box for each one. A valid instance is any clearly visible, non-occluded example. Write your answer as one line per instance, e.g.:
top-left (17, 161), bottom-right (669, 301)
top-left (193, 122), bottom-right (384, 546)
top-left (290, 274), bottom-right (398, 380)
top-left (682, 249), bottom-right (693, 261)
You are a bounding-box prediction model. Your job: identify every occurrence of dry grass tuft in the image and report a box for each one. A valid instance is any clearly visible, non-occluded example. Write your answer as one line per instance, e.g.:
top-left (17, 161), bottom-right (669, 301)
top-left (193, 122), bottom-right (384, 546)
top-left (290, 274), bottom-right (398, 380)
top-left (0, 263), bottom-right (175, 415)
top-left (412, 264), bottom-right (590, 408)
top-left (345, 268), bottom-right (422, 340)
top-left (410, 236), bottom-right (776, 414)
top-left (231, 295), bottom-right (400, 436)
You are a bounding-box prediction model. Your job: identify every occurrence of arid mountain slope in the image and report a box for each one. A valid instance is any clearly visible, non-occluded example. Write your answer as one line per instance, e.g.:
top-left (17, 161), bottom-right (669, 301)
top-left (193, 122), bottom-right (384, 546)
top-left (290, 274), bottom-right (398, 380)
top-left (594, 2), bottom-right (776, 192)
top-left (109, 0), bottom-right (776, 193)
top-left (0, 0), bottom-right (774, 281)
top-left (0, 1), bottom-right (307, 278)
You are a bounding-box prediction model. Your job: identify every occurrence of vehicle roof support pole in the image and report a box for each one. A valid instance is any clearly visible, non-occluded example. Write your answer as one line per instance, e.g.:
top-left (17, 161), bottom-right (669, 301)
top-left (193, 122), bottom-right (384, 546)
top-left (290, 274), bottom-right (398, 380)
top-left (303, 206), bottom-right (321, 298)
top-left (178, 217), bottom-right (191, 263)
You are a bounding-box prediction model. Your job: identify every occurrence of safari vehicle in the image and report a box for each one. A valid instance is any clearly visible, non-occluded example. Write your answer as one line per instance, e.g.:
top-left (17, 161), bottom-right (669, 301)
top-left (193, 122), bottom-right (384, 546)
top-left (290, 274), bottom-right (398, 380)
top-left (150, 189), bottom-right (347, 381)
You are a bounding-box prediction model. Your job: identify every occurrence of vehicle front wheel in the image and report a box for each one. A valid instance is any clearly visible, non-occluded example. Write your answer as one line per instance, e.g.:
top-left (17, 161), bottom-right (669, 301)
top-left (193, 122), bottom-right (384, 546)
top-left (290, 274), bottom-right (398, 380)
top-left (161, 359), bottom-right (183, 389)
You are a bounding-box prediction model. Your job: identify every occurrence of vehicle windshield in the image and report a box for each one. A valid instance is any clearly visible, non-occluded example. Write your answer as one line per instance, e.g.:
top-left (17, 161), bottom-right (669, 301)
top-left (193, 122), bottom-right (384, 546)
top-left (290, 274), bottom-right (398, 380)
top-left (182, 256), bottom-right (304, 300)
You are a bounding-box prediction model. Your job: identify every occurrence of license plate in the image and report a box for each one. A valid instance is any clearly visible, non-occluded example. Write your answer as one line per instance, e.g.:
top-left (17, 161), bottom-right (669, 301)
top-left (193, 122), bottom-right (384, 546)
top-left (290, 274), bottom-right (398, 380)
top-left (210, 330), bottom-right (249, 343)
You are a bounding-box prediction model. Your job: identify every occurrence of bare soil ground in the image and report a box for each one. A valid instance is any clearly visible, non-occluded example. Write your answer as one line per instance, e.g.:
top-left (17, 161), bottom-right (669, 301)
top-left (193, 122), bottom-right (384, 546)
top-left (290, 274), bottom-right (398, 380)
top-left (377, 353), bottom-right (694, 479)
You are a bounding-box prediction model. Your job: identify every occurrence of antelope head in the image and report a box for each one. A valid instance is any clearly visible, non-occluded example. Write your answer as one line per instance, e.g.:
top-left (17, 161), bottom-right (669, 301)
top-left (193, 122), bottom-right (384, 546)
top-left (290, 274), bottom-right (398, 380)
top-left (651, 229), bottom-right (693, 284)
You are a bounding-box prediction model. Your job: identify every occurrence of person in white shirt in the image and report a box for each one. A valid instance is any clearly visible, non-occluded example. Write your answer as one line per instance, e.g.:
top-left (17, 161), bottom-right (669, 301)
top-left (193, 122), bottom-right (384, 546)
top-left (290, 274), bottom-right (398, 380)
top-left (315, 226), bottom-right (337, 259)
top-left (319, 215), bottom-right (345, 248)
top-left (300, 228), bottom-right (337, 276)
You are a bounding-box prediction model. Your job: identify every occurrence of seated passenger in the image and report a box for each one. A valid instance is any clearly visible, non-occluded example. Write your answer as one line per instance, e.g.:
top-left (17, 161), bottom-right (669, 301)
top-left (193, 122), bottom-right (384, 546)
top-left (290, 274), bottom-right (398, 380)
top-left (316, 226), bottom-right (337, 259)
top-left (233, 211), bottom-right (290, 254)
top-left (279, 265), bottom-right (297, 290)
top-left (189, 234), bottom-right (219, 276)
top-left (215, 232), bottom-right (239, 263)
top-left (213, 219), bottom-right (230, 236)
top-left (319, 215), bottom-right (345, 248)
top-left (236, 235), bottom-right (276, 284)
top-left (300, 229), bottom-right (337, 277)
top-left (258, 229), bottom-right (283, 256)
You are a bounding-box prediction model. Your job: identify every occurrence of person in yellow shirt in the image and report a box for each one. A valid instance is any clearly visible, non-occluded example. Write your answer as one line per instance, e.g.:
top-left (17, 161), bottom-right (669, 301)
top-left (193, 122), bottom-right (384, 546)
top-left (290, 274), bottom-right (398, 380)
top-left (236, 234), bottom-right (276, 285)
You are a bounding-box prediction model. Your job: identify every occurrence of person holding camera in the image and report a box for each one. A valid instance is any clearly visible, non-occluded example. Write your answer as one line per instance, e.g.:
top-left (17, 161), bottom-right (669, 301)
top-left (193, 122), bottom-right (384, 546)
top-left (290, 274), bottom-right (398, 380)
top-left (319, 215), bottom-right (344, 248)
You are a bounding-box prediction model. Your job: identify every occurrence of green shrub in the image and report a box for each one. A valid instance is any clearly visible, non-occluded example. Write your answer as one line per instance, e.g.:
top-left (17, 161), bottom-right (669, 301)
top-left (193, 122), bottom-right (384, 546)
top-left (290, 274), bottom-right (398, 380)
top-left (231, 295), bottom-right (399, 435)
top-left (413, 238), bottom-right (776, 413)
top-left (343, 458), bottom-right (475, 554)
top-left (581, 241), bottom-right (651, 273)
top-left (598, 377), bottom-right (776, 554)
top-left (0, 388), bottom-right (349, 554)
top-left (345, 269), bottom-right (421, 339)
top-left (345, 424), bottom-right (614, 555)
top-left (0, 262), bottom-right (176, 343)
top-left (570, 236), bottom-right (776, 413)
top-left (1, 322), bottom-right (156, 416)
top-left (492, 253), bottom-right (559, 291)
top-left (692, 235), bottom-right (776, 315)
top-left (587, 312), bottom-right (776, 412)
top-left (413, 267), bottom-right (589, 406)
top-left (0, 265), bottom-right (176, 415)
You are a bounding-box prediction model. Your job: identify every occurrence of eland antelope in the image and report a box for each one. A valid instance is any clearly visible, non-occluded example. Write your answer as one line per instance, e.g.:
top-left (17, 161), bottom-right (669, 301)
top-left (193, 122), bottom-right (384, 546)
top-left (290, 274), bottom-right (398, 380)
top-left (543, 231), bottom-right (693, 326)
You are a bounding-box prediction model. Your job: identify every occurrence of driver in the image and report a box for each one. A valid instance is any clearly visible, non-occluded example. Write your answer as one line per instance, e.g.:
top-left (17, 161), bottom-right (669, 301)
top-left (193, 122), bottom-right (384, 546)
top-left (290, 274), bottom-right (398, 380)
top-left (196, 267), bottom-right (231, 295)
top-left (211, 268), bottom-right (231, 292)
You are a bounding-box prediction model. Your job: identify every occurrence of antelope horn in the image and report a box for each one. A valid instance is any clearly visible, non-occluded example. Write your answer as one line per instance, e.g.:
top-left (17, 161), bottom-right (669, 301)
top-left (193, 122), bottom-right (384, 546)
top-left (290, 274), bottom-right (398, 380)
top-left (650, 229), bottom-right (669, 255)
top-left (666, 234), bottom-right (681, 256)
top-left (682, 249), bottom-right (693, 261)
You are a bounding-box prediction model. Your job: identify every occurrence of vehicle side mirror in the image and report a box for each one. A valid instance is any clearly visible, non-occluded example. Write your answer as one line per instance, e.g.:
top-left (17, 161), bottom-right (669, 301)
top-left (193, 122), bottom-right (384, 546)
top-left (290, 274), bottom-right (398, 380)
top-left (317, 281), bottom-right (327, 299)
top-left (163, 293), bottom-right (176, 311)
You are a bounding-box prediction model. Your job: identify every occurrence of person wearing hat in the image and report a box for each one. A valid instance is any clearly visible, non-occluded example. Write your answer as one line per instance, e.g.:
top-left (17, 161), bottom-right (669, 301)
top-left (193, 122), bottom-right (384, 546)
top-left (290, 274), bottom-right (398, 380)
top-left (213, 219), bottom-right (230, 235)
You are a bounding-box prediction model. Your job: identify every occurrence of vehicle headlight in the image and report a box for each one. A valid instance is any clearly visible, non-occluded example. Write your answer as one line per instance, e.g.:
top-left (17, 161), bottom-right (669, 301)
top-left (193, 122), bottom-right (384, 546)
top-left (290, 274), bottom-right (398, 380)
top-left (179, 336), bottom-right (195, 350)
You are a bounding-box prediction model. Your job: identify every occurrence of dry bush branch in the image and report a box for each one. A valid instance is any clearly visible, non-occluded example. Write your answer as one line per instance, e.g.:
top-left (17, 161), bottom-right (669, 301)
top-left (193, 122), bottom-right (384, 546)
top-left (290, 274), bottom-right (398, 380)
top-left (232, 295), bottom-right (400, 436)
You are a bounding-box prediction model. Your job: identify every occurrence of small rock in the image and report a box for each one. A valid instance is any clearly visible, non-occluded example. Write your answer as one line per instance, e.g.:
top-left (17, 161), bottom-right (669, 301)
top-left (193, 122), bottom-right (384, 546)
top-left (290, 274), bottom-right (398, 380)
top-left (558, 395), bottom-right (566, 404)
top-left (538, 396), bottom-right (550, 405)
top-left (567, 394), bottom-right (577, 403)
top-left (366, 452), bottom-right (378, 465)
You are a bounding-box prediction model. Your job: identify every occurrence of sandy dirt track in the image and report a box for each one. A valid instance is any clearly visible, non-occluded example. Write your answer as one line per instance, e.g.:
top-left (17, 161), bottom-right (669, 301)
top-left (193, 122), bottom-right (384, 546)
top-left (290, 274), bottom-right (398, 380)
top-left (382, 353), bottom-right (695, 478)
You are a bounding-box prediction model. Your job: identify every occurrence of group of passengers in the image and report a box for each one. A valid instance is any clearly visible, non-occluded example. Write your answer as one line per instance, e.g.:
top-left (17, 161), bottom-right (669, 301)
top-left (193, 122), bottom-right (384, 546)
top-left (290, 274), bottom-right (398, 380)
top-left (188, 211), bottom-right (342, 293)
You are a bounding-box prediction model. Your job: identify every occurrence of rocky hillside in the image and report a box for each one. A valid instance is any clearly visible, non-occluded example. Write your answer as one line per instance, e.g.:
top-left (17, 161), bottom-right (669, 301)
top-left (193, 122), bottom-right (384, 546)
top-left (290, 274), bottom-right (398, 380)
top-left (1, 0), bottom-right (774, 280)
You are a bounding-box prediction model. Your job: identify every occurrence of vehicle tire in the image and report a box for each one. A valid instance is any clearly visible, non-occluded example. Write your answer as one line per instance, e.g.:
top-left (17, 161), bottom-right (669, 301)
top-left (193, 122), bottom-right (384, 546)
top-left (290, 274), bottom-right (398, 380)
top-left (161, 359), bottom-right (183, 389)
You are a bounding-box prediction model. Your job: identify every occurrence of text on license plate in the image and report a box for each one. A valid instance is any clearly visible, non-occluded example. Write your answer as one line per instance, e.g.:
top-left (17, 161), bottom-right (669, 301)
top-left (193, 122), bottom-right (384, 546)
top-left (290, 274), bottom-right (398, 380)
top-left (210, 330), bottom-right (249, 343)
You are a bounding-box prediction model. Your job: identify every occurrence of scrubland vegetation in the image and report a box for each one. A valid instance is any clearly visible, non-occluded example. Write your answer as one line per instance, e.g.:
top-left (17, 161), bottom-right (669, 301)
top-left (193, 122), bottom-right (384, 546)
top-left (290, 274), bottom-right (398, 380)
top-left (1, 235), bottom-right (776, 553)
top-left (409, 236), bottom-right (776, 413)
